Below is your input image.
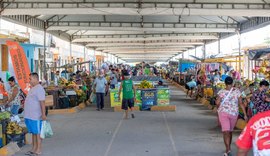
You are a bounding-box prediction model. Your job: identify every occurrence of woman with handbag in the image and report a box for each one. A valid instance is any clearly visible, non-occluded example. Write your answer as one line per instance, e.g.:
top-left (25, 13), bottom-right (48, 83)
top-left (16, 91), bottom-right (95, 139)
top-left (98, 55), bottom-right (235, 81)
top-left (216, 76), bottom-right (248, 156)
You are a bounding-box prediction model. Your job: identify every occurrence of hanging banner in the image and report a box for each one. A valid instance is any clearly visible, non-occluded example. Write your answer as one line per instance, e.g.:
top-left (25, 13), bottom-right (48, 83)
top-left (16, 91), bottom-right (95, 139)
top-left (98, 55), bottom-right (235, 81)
top-left (6, 41), bottom-right (30, 94)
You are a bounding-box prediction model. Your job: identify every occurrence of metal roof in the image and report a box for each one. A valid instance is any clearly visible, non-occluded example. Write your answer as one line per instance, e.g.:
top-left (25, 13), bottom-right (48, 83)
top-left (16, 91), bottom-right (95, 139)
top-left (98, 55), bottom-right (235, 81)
top-left (2, 0), bottom-right (270, 62)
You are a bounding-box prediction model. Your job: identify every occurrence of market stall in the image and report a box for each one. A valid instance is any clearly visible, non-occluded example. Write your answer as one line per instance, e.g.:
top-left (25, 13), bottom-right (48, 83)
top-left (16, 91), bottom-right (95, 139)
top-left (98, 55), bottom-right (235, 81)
top-left (110, 78), bottom-right (170, 111)
top-left (177, 59), bottom-right (199, 85)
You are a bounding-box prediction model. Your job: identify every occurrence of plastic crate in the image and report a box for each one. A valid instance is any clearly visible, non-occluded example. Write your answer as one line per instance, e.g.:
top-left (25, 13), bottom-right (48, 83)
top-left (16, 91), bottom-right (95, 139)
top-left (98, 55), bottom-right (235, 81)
top-left (7, 133), bottom-right (25, 147)
top-left (58, 96), bottom-right (70, 109)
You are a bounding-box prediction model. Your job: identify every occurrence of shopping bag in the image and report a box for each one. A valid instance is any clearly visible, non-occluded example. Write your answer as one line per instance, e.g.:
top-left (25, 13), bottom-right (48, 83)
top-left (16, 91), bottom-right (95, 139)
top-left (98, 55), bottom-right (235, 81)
top-left (90, 93), bottom-right (96, 104)
top-left (40, 121), bottom-right (53, 139)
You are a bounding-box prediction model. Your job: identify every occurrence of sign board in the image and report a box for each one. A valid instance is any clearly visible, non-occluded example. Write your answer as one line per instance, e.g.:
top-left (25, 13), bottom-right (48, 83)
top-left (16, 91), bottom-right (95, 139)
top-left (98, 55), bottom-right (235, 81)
top-left (6, 41), bottom-right (30, 94)
top-left (110, 89), bottom-right (122, 107)
top-left (141, 89), bottom-right (157, 110)
top-left (157, 88), bottom-right (170, 105)
top-left (135, 89), bottom-right (142, 106)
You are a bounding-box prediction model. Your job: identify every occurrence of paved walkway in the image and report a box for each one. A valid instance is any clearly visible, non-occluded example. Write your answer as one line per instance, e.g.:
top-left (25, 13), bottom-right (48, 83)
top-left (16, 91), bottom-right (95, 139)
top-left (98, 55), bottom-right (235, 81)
top-left (15, 83), bottom-right (251, 156)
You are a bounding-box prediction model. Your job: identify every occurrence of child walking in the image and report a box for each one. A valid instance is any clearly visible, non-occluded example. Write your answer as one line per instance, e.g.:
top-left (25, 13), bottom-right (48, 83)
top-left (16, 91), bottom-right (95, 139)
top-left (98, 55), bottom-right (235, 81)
top-left (118, 71), bottom-right (136, 119)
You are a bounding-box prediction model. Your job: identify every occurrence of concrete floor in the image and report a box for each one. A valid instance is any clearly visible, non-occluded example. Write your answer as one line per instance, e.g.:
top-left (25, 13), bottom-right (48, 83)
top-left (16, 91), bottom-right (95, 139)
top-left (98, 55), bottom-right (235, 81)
top-left (15, 83), bottom-right (251, 156)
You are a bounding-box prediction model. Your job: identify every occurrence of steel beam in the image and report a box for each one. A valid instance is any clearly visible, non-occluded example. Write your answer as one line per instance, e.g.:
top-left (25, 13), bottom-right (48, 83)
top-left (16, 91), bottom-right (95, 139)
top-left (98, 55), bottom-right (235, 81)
top-left (108, 51), bottom-right (181, 54)
top-left (72, 35), bottom-right (218, 42)
top-left (96, 45), bottom-right (193, 51)
top-left (48, 26), bottom-right (236, 33)
top-left (86, 42), bottom-right (203, 47)
top-left (102, 49), bottom-right (187, 53)
top-left (2, 2), bottom-right (270, 17)
top-left (71, 31), bottom-right (219, 37)
top-left (2, 15), bottom-right (44, 30)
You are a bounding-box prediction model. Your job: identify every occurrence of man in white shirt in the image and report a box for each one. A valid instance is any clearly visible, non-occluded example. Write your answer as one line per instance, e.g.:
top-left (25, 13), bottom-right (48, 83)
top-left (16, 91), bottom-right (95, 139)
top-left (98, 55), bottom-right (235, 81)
top-left (54, 71), bottom-right (60, 86)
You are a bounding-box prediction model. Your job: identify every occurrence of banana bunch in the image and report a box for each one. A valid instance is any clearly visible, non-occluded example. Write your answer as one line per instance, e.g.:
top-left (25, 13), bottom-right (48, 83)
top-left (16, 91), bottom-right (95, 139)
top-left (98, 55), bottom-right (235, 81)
top-left (244, 79), bottom-right (254, 86)
top-left (59, 78), bottom-right (68, 85)
top-left (216, 82), bottom-right (225, 89)
top-left (75, 89), bottom-right (84, 96)
top-left (262, 60), bottom-right (269, 67)
top-left (138, 80), bottom-right (153, 89)
top-left (258, 60), bottom-right (269, 74)
top-left (67, 81), bottom-right (76, 87)
top-left (258, 67), bottom-right (267, 74)
top-left (6, 122), bottom-right (23, 135)
top-left (265, 72), bottom-right (270, 80)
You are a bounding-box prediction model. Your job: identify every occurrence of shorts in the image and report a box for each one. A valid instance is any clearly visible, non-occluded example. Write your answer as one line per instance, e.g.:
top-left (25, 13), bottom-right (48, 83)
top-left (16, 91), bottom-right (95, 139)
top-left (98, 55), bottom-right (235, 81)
top-left (25, 118), bottom-right (42, 134)
top-left (185, 84), bottom-right (193, 90)
top-left (218, 112), bottom-right (238, 132)
top-left (122, 98), bottom-right (134, 110)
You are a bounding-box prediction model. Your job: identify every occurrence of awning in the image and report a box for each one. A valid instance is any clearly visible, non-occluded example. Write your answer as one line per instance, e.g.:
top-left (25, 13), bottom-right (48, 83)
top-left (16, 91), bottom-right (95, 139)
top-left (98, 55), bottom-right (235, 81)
top-left (248, 48), bottom-right (270, 60)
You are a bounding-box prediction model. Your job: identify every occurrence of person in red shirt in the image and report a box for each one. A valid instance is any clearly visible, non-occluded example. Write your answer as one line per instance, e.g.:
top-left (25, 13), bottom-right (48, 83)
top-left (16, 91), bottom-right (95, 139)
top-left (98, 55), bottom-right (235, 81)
top-left (236, 110), bottom-right (270, 156)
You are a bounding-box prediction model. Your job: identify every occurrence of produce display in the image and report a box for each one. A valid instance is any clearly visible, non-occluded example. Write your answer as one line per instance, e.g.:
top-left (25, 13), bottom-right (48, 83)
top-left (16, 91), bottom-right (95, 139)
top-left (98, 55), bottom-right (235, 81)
top-left (59, 78), bottom-right (77, 89)
top-left (131, 76), bottom-right (161, 81)
top-left (0, 112), bottom-right (11, 120)
top-left (258, 60), bottom-right (270, 79)
top-left (137, 80), bottom-right (154, 89)
top-left (216, 82), bottom-right (225, 89)
top-left (75, 89), bottom-right (87, 103)
top-left (6, 122), bottom-right (24, 135)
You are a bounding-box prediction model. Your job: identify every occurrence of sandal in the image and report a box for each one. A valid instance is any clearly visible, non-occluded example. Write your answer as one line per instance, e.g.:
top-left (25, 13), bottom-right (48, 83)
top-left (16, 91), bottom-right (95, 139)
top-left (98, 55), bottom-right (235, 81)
top-left (30, 152), bottom-right (42, 156)
top-left (25, 151), bottom-right (34, 155)
top-left (223, 151), bottom-right (232, 156)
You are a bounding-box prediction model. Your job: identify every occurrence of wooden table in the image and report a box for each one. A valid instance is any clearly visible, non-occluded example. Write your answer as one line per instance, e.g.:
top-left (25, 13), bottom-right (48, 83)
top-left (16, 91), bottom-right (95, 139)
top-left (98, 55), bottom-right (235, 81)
top-left (45, 95), bottom-right (54, 107)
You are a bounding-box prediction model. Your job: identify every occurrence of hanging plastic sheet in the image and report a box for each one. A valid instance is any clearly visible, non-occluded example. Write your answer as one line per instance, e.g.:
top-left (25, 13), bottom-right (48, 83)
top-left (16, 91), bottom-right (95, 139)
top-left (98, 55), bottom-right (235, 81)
top-left (248, 48), bottom-right (270, 60)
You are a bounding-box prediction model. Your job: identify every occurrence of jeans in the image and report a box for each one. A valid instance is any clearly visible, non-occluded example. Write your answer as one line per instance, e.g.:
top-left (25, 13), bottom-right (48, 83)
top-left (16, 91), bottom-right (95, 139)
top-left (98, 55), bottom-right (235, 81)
top-left (96, 93), bottom-right (105, 109)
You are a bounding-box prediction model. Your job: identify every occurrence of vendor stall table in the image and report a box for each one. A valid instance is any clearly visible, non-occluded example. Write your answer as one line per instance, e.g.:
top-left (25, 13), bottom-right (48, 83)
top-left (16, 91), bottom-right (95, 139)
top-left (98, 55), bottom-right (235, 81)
top-left (46, 88), bottom-right (60, 109)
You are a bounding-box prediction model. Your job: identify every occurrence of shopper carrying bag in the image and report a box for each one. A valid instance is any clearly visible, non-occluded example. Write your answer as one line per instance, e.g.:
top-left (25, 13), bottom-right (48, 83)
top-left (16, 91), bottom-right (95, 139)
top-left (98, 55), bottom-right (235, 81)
top-left (215, 77), bottom-right (248, 156)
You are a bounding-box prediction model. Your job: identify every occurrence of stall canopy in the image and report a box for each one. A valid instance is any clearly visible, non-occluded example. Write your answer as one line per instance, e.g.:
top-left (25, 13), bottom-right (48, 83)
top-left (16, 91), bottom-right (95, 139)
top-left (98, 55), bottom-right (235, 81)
top-left (248, 48), bottom-right (270, 60)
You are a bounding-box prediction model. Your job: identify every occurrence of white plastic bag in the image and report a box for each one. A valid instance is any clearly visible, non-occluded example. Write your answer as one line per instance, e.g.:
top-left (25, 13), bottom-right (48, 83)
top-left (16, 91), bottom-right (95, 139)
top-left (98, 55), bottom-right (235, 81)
top-left (90, 92), bottom-right (96, 104)
top-left (40, 121), bottom-right (53, 139)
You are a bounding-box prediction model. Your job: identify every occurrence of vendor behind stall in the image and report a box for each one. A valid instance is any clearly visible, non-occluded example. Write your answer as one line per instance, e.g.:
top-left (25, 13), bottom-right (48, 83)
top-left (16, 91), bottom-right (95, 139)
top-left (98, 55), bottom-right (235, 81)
top-left (5, 77), bottom-right (21, 115)
top-left (229, 68), bottom-right (241, 81)
top-left (211, 69), bottom-right (221, 85)
top-left (185, 76), bottom-right (197, 98)
top-left (54, 71), bottom-right (60, 86)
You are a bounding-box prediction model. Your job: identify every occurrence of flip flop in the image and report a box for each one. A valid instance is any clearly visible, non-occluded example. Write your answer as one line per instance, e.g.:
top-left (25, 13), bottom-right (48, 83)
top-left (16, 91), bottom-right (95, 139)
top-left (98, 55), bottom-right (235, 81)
top-left (31, 152), bottom-right (42, 156)
top-left (25, 151), bottom-right (34, 155)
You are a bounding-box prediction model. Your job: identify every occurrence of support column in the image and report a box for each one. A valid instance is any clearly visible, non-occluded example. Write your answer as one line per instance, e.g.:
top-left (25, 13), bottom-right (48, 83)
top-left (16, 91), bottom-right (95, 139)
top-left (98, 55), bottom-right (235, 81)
top-left (43, 25), bottom-right (47, 79)
top-left (218, 34), bottom-right (221, 54)
top-left (237, 31), bottom-right (241, 73)
top-left (84, 46), bottom-right (86, 61)
top-left (195, 46), bottom-right (197, 57)
top-left (69, 42), bottom-right (72, 64)
top-left (203, 42), bottom-right (206, 59)
top-left (182, 53), bottom-right (184, 59)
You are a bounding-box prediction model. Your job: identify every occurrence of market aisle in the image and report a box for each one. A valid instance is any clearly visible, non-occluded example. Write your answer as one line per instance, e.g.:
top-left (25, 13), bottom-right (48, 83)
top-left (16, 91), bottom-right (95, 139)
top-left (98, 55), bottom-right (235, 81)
top-left (15, 82), bottom-right (250, 156)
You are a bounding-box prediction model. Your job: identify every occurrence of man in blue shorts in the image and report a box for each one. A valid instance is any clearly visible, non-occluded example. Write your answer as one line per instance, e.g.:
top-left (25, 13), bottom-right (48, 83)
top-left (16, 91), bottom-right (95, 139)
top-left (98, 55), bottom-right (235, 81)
top-left (24, 73), bottom-right (46, 156)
